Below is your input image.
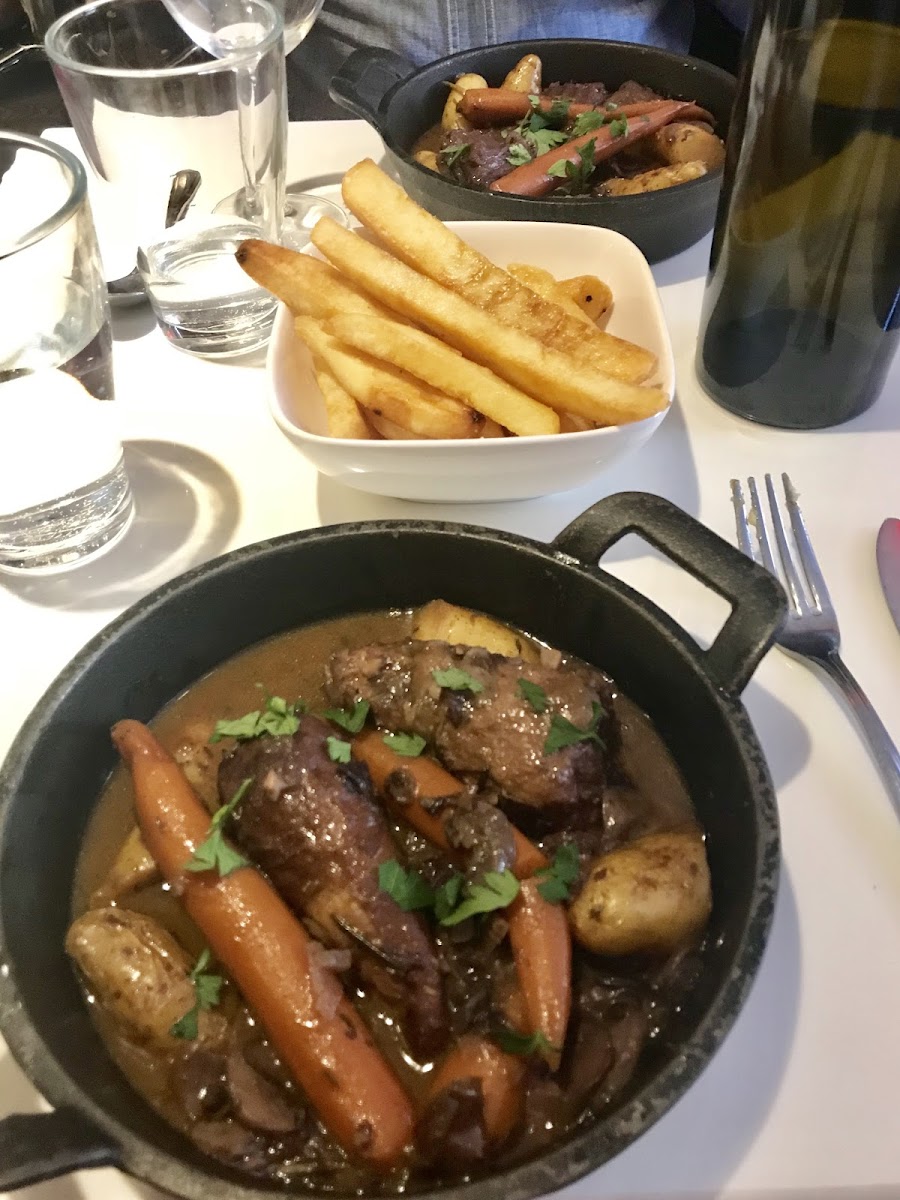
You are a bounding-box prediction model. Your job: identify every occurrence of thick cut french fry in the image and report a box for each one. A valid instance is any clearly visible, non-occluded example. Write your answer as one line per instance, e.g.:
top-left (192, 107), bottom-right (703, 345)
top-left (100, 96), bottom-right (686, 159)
top-left (311, 220), bottom-right (668, 426)
top-left (327, 314), bottom-right (560, 438)
top-left (366, 412), bottom-right (430, 440)
top-left (558, 411), bottom-right (596, 433)
top-left (310, 355), bottom-right (372, 439)
top-left (340, 159), bottom-right (655, 384)
top-left (236, 239), bottom-right (401, 323)
top-left (558, 275), bottom-right (614, 323)
top-left (295, 317), bottom-right (483, 440)
top-left (507, 263), bottom-right (594, 326)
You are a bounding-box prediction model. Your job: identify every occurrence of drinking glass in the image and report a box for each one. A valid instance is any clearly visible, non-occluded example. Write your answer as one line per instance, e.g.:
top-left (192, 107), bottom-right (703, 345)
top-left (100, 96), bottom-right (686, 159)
top-left (45, 0), bottom-right (287, 358)
top-left (157, 0), bottom-right (345, 245)
top-left (0, 131), bottom-right (133, 574)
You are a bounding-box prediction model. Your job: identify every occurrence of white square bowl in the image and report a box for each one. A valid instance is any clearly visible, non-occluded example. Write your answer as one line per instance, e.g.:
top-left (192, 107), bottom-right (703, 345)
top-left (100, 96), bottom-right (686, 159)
top-left (266, 221), bottom-right (674, 503)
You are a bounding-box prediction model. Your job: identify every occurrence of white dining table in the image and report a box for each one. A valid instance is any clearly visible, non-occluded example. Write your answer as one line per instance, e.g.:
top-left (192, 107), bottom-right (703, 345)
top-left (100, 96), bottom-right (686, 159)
top-left (1, 118), bottom-right (899, 1200)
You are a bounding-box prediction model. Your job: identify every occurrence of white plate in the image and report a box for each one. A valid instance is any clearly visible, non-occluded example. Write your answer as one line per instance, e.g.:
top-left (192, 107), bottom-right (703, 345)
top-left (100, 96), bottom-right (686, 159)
top-left (266, 221), bottom-right (674, 503)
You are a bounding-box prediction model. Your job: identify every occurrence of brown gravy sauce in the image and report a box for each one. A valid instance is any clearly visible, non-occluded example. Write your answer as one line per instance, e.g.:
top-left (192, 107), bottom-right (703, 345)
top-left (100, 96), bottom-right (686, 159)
top-left (73, 609), bottom-right (697, 1190)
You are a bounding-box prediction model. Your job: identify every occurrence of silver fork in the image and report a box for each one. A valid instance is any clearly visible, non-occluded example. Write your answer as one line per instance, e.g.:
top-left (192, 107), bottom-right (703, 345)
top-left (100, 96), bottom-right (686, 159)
top-left (731, 472), bottom-right (900, 818)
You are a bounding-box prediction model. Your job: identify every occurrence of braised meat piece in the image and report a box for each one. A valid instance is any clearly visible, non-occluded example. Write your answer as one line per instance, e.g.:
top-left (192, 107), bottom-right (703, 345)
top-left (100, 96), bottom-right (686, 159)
top-left (441, 127), bottom-right (534, 190)
top-left (325, 641), bottom-right (617, 826)
top-left (605, 79), bottom-right (662, 107)
top-left (542, 80), bottom-right (609, 107)
top-left (218, 715), bottom-right (447, 1058)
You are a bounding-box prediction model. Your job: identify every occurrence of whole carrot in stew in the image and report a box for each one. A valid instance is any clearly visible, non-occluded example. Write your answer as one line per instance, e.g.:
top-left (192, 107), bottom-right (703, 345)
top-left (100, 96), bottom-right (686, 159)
top-left (507, 877), bottom-right (572, 1069)
top-left (352, 730), bottom-right (547, 878)
top-left (490, 100), bottom-right (701, 197)
top-left (458, 87), bottom-right (712, 128)
top-left (354, 730), bottom-right (571, 1063)
top-left (111, 719), bottom-right (414, 1171)
top-left (426, 1035), bottom-right (526, 1146)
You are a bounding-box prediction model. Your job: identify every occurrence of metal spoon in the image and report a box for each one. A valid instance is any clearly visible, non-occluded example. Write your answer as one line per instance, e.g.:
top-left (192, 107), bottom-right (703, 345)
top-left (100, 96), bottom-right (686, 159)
top-left (107, 168), bottom-right (202, 304)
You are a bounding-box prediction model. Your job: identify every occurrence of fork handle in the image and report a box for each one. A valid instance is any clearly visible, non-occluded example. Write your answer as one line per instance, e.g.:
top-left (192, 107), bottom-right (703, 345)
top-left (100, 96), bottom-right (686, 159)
top-left (816, 651), bottom-right (900, 818)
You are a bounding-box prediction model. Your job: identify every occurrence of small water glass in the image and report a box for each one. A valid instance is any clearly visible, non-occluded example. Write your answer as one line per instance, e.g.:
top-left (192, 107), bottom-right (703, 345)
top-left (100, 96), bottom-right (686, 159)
top-left (0, 131), bottom-right (133, 574)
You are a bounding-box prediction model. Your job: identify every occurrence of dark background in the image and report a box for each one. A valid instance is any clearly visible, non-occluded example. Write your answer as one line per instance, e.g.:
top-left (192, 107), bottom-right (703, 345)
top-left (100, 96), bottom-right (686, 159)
top-left (0, 0), bottom-right (742, 138)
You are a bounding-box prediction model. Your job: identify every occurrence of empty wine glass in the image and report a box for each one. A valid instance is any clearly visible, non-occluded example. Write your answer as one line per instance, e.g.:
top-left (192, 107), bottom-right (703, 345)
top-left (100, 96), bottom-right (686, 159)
top-left (161, 0), bottom-right (345, 247)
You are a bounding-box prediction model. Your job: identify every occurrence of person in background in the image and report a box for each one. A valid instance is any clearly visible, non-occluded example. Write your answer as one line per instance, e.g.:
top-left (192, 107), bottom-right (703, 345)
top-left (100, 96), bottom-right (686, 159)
top-left (288, 0), bottom-right (747, 119)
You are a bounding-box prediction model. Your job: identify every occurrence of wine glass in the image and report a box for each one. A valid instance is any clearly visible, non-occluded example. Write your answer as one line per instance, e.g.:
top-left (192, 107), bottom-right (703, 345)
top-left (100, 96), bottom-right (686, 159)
top-left (161, 0), bottom-right (348, 248)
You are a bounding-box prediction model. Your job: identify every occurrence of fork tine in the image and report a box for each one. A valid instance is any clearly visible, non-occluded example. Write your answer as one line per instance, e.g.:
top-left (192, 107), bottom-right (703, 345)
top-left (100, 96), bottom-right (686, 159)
top-left (764, 473), bottom-right (807, 612)
top-left (747, 477), bottom-right (779, 579)
top-left (730, 479), bottom-right (756, 559)
top-left (782, 473), bottom-right (833, 610)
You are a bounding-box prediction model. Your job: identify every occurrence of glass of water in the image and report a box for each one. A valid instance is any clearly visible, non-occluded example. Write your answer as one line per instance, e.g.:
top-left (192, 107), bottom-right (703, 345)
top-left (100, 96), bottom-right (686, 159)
top-left (0, 132), bottom-right (133, 574)
top-left (45, 0), bottom-right (287, 358)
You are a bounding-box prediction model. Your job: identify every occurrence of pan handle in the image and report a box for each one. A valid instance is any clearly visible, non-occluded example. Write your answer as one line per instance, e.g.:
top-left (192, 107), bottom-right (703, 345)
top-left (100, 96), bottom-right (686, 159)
top-left (551, 492), bottom-right (786, 695)
top-left (328, 47), bottom-right (417, 130)
top-left (0, 1108), bottom-right (122, 1190)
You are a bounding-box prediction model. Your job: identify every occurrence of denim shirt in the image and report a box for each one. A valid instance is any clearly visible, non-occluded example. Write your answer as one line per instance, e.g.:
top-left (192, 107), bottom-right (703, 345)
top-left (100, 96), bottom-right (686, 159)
top-left (289, 0), bottom-right (702, 120)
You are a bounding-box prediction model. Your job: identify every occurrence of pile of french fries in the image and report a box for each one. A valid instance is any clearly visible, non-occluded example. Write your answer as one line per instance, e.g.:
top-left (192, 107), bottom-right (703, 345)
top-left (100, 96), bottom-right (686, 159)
top-left (237, 159), bottom-right (669, 440)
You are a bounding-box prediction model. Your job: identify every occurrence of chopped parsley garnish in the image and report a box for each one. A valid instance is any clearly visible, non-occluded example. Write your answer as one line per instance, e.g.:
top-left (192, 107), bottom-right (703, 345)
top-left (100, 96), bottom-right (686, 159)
top-left (608, 116), bottom-right (629, 139)
top-left (506, 142), bottom-right (533, 167)
top-left (517, 678), bottom-right (548, 713)
top-left (440, 142), bottom-right (471, 168)
top-left (378, 864), bottom-right (520, 925)
top-left (170, 948), bottom-right (224, 1041)
top-left (322, 699), bottom-right (370, 734)
top-left (534, 843), bottom-right (580, 903)
top-left (544, 701), bottom-right (606, 755)
top-left (547, 138), bottom-right (598, 193)
top-left (495, 1027), bottom-right (559, 1057)
top-left (210, 692), bottom-right (304, 743)
top-left (604, 100), bottom-right (619, 110)
top-left (527, 94), bottom-right (571, 129)
top-left (438, 869), bottom-right (520, 926)
top-left (431, 667), bottom-right (484, 694)
top-left (571, 110), bottom-right (605, 137)
top-left (382, 731), bottom-right (427, 757)
top-left (326, 736), bottom-right (351, 763)
top-left (433, 874), bottom-right (464, 923)
top-left (378, 860), bottom-right (435, 911)
top-left (184, 778), bottom-right (252, 877)
top-left (529, 126), bottom-right (568, 156)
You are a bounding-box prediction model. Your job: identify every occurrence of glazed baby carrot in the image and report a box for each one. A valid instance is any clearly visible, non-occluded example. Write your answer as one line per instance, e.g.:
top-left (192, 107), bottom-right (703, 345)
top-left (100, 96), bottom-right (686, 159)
top-left (458, 87), bottom-right (713, 128)
top-left (507, 877), bottom-right (572, 1069)
top-left (426, 1035), bottom-right (525, 1145)
top-left (352, 730), bottom-right (548, 879)
top-left (490, 100), bottom-right (700, 197)
top-left (111, 719), bottom-right (414, 1171)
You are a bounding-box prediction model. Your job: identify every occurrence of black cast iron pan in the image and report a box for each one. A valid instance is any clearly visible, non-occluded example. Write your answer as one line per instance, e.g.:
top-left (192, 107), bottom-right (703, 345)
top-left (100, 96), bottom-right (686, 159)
top-left (0, 492), bottom-right (785, 1198)
top-left (329, 39), bottom-right (736, 263)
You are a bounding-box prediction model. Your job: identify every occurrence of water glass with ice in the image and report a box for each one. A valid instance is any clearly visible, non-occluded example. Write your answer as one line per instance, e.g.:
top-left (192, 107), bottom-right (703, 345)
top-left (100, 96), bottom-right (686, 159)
top-left (0, 132), bottom-right (133, 574)
top-left (45, 0), bottom-right (287, 358)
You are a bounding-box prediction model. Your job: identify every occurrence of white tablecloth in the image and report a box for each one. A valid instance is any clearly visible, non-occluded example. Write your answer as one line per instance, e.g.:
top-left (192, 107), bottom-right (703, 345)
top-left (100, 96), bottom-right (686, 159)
top-left (2, 120), bottom-right (899, 1200)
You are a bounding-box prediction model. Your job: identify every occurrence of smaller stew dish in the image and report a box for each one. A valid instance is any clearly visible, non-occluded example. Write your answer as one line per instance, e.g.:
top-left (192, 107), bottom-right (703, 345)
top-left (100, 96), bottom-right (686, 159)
top-left (412, 53), bottom-right (726, 200)
top-left (67, 600), bottom-right (714, 1190)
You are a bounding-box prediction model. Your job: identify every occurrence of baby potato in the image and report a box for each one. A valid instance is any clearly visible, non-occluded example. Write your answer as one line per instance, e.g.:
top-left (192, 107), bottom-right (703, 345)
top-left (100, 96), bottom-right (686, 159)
top-left (596, 161), bottom-right (708, 197)
top-left (90, 826), bottom-right (160, 906)
top-left (442, 73), bottom-right (488, 131)
top-left (66, 907), bottom-right (229, 1049)
top-left (501, 53), bottom-right (542, 94)
top-left (568, 830), bottom-right (712, 956)
top-left (414, 149), bottom-right (440, 173)
top-left (412, 599), bottom-right (540, 662)
top-left (652, 122), bottom-right (726, 170)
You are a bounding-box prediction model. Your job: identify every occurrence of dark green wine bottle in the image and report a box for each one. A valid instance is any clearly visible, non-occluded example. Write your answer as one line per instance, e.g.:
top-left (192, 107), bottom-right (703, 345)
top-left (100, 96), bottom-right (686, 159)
top-left (696, 0), bottom-right (900, 428)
